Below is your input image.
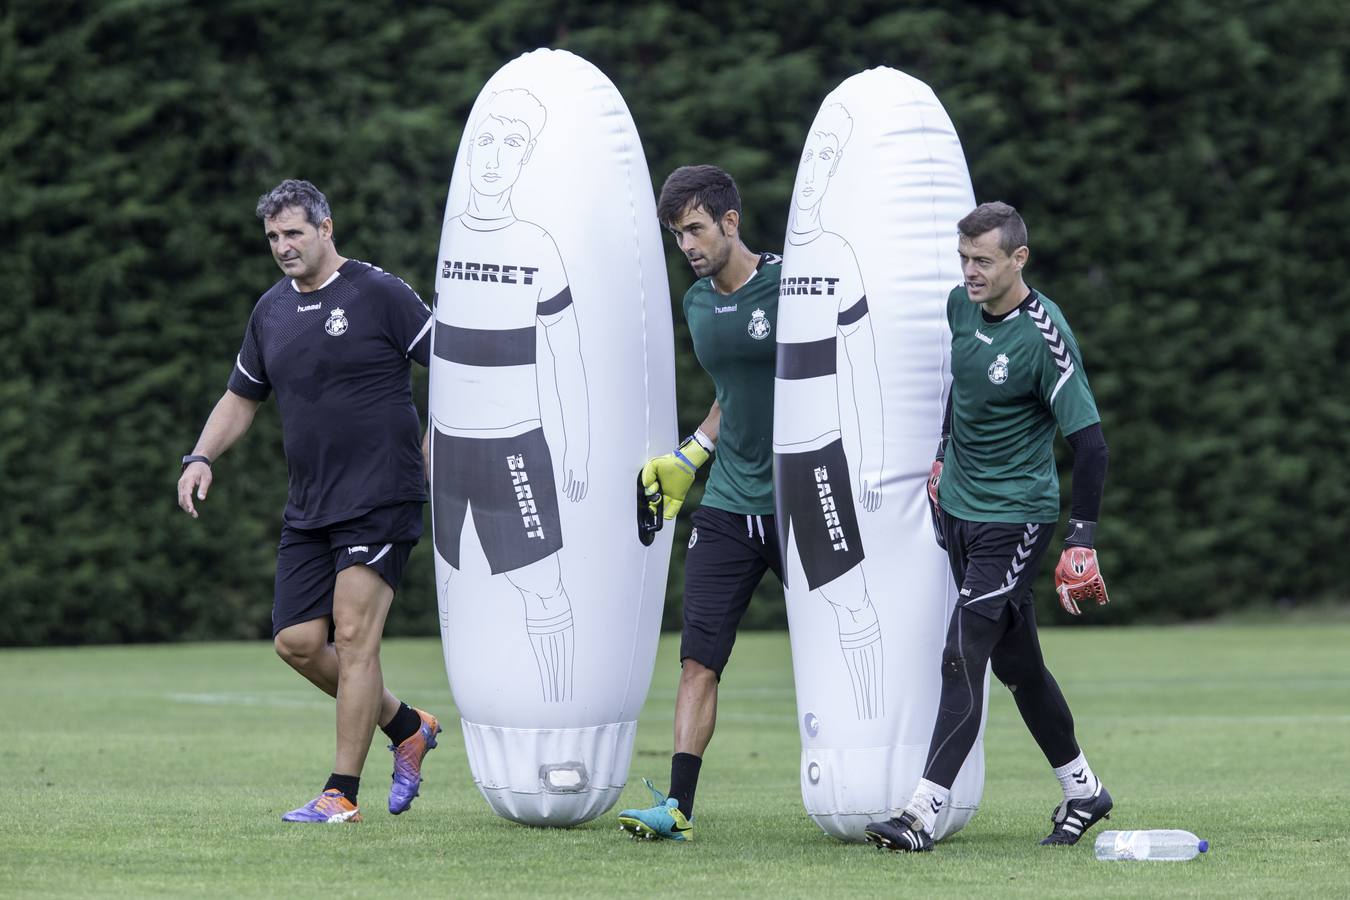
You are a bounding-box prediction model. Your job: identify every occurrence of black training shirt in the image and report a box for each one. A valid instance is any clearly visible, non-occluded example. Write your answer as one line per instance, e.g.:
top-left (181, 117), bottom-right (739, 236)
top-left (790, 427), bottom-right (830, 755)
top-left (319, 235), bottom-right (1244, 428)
top-left (227, 259), bottom-right (433, 528)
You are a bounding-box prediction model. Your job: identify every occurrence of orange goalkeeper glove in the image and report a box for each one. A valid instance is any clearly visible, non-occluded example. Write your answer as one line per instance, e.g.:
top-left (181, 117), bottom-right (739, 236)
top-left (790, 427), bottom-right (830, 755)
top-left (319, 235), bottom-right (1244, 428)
top-left (1054, 519), bottom-right (1109, 615)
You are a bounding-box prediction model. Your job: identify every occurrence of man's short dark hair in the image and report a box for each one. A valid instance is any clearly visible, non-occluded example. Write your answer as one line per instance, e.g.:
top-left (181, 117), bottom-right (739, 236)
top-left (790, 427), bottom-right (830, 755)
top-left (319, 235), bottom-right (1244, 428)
top-left (657, 165), bottom-right (741, 229)
top-left (256, 179), bottom-right (332, 227)
top-left (957, 201), bottom-right (1028, 256)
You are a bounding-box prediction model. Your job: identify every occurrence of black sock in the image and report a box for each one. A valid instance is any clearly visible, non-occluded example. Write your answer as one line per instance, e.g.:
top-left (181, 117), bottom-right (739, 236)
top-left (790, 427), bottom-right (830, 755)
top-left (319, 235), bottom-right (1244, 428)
top-left (381, 702), bottom-right (421, 746)
top-left (668, 752), bottom-right (703, 818)
top-left (324, 773), bottom-right (360, 805)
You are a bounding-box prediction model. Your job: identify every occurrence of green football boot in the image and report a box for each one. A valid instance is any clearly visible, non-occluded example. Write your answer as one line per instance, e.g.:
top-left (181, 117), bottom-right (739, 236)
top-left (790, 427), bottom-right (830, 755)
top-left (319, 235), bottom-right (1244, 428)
top-left (617, 778), bottom-right (694, 842)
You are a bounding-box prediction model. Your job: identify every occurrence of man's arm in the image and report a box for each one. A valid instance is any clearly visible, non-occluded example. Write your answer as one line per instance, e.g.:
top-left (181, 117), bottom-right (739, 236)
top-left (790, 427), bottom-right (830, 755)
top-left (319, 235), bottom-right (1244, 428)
top-left (696, 400), bottom-right (721, 445)
top-left (1065, 423), bottom-right (1109, 530)
top-left (1054, 423), bottom-right (1111, 614)
top-left (176, 390), bottom-right (262, 519)
top-left (422, 427), bottom-right (431, 484)
top-left (927, 391), bottom-right (952, 549)
top-left (641, 401), bottom-right (719, 521)
top-left (542, 304), bottom-right (590, 502)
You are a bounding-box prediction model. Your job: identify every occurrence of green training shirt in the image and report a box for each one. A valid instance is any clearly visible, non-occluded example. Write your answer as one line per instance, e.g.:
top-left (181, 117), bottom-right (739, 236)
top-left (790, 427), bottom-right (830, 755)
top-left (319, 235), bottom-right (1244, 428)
top-left (683, 253), bottom-right (781, 515)
top-left (940, 286), bottom-right (1100, 524)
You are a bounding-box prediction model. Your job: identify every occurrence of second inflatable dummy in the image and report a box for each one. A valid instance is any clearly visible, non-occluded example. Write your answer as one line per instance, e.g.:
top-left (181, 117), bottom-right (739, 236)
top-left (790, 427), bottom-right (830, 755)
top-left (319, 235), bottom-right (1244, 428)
top-left (428, 48), bottom-right (676, 826)
top-left (773, 67), bottom-right (983, 842)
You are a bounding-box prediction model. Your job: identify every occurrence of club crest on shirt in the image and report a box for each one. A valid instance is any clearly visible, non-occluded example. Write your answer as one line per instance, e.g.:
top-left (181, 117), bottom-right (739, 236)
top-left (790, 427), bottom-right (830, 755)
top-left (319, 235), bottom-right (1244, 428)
top-left (988, 352), bottom-right (1010, 384)
top-left (325, 308), bottom-right (349, 337)
top-left (747, 308), bottom-right (771, 341)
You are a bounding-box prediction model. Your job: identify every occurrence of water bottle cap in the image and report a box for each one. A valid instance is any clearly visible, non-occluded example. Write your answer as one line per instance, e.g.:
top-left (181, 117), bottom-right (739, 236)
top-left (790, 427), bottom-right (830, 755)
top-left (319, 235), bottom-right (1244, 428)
top-left (1198, 839), bottom-right (1209, 853)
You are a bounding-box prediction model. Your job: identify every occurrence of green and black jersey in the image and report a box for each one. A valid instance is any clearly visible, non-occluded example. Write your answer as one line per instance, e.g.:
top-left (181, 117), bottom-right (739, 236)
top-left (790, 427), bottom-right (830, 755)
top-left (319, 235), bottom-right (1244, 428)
top-left (940, 286), bottom-right (1100, 524)
top-left (683, 253), bottom-right (781, 515)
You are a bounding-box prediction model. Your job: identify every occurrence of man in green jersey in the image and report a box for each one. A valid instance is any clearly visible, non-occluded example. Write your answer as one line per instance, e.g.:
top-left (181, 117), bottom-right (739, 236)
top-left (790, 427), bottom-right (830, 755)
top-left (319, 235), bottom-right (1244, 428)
top-left (617, 165), bottom-right (783, 842)
top-left (865, 202), bottom-right (1114, 853)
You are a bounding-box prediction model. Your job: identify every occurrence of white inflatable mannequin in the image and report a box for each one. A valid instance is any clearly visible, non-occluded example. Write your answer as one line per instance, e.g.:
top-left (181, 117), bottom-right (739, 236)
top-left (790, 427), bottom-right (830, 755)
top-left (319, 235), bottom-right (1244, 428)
top-left (774, 67), bottom-right (984, 842)
top-left (428, 49), bottom-right (675, 826)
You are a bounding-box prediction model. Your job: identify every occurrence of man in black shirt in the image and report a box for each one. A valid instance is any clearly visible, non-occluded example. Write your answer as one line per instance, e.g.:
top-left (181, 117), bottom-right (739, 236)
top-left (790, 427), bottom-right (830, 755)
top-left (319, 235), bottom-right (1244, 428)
top-left (177, 180), bottom-right (440, 823)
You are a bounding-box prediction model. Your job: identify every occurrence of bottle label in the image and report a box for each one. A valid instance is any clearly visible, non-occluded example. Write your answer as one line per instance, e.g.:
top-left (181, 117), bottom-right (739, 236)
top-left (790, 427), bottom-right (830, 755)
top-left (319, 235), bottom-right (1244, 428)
top-left (1113, 831), bottom-right (1141, 860)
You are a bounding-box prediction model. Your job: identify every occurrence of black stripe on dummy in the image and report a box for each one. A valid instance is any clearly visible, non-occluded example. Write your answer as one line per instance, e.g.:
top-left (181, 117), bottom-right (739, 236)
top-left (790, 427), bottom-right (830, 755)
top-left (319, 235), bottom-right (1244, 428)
top-left (775, 337), bottom-right (837, 380)
top-left (837, 296), bottom-right (868, 327)
top-left (536, 287), bottom-right (573, 317)
top-left (435, 322), bottom-right (536, 366)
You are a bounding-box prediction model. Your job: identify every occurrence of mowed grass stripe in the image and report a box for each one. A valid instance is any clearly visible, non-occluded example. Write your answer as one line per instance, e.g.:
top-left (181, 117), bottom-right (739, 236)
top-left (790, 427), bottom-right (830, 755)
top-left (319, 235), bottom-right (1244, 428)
top-left (2, 623), bottom-right (1348, 898)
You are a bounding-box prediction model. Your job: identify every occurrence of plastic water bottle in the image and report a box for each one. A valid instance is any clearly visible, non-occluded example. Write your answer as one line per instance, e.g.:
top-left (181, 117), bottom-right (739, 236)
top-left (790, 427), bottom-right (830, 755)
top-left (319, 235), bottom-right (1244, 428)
top-left (1094, 830), bottom-right (1209, 861)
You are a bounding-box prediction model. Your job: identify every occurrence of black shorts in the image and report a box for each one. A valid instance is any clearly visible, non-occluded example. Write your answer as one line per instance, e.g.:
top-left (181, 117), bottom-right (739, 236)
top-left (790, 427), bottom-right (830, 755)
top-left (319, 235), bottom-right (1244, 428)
top-left (939, 512), bottom-right (1057, 622)
top-left (774, 440), bottom-right (866, 590)
top-left (680, 506), bottom-right (783, 678)
top-left (272, 501), bottom-right (423, 637)
top-left (432, 426), bottom-right (564, 574)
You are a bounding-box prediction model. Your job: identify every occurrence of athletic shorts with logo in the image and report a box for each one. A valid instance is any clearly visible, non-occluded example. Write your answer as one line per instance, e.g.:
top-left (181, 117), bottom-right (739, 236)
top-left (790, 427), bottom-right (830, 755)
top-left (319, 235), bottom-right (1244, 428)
top-left (431, 426), bottom-right (564, 575)
top-left (272, 501), bottom-right (423, 636)
top-left (681, 506), bottom-right (783, 678)
top-left (773, 438), bottom-right (866, 590)
top-left (939, 510), bottom-right (1057, 622)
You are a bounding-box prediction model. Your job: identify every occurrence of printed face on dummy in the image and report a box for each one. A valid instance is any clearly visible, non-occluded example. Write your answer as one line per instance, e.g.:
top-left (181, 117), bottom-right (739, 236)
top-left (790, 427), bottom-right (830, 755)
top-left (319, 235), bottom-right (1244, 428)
top-left (264, 207), bottom-right (333, 286)
top-left (959, 228), bottom-right (1028, 313)
top-left (469, 114), bottom-right (535, 197)
top-left (793, 129), bottom-right (842, 212)
top-left (668, 204), bottom-right (736, 280)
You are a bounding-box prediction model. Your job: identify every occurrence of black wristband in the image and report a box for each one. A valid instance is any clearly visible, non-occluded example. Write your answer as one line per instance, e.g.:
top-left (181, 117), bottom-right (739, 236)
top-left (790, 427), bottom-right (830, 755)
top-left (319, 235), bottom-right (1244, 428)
top-left (1064, 518), bottom-right (1096, 548)
top-left (181, 454), bottom-right (212, 470)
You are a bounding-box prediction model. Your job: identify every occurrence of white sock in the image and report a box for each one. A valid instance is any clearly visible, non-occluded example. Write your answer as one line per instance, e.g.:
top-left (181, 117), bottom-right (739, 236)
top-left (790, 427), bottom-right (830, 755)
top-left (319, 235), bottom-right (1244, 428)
top-left (1053, 752), bottom-right (1100, 800)
top-left (903, 778), bottom-right (950, 834)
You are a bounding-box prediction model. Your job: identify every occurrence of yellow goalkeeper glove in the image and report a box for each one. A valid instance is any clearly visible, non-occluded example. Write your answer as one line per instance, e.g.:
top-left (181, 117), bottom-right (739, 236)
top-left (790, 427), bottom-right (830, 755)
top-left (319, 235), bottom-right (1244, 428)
top-left (640, 432), bottom-right (713, 521)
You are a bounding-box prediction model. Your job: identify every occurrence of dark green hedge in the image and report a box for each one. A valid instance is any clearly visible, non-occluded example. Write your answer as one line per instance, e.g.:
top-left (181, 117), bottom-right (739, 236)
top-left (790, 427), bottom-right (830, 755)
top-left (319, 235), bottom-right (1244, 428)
top-left (2, 0), bottom-right (1345, 644)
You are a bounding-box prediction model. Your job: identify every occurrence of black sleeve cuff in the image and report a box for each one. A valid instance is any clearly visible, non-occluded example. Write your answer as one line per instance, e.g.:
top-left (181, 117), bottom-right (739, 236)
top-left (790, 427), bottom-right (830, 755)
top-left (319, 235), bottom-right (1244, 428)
top-left (1065, 422), bottom-right (1109, 522)
top-left (1064, 518), bottom-right (1096, 547)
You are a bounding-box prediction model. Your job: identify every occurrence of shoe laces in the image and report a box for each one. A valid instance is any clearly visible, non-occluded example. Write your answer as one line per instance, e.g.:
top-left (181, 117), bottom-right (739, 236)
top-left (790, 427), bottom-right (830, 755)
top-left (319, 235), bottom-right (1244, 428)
top-left (314, 790), bottom-right (354, 814)
top-left (641, 777), bottom-right (670, 807)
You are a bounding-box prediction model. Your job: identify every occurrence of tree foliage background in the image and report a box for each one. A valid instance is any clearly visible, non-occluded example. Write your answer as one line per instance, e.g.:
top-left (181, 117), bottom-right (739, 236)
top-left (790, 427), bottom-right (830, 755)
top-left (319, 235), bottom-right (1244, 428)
top-left (2, 0), bottom-right (1346, 644)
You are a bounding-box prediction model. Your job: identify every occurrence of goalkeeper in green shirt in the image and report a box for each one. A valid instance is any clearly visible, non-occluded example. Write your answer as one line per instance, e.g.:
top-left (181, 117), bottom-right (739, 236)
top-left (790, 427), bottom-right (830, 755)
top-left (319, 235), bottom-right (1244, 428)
top-left (865, 202), bottom-right (1115, 853)
top-left (618, 165), bottom-right (784, 843)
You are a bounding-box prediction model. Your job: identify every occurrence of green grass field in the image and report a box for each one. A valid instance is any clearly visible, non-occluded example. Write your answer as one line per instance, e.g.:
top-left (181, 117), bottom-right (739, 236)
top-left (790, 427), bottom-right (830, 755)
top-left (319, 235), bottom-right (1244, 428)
top-left (4, 623), bottom-right (1348, 898)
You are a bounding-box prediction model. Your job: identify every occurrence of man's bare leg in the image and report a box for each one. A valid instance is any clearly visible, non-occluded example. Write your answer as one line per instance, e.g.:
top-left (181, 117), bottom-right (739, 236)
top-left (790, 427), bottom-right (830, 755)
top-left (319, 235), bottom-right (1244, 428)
top-left (330, 565), bottom-right (396, 775)
top-left (273, 616), bottom-right (400, 727)
top-left (673, 659), bottom-right (719, 757)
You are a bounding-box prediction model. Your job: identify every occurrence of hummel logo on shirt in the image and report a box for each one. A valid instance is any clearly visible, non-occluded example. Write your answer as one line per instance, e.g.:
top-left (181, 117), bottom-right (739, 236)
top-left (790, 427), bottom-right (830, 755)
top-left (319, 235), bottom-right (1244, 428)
top-left (297, 303), bottom-right (321, 312)
top-left (714, 304), bottom-right (738, 314)
top-left (975, 329), bottom-right (992, 345)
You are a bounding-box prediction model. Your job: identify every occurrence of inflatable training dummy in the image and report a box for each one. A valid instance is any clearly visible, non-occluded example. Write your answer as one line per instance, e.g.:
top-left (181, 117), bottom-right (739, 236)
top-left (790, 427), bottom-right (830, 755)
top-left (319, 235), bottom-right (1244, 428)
top-left (428, 48), bottom-right (676, 826)
top-left (773, 67), bottom-right (982, 842)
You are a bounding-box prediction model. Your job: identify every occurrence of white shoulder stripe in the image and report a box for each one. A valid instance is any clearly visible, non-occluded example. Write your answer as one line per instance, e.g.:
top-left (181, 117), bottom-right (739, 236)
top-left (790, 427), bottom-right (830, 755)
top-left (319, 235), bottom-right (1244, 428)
top-left (1049, 361), bottom-right (1077, 404)
top-left (406, 316), bottom-right (434, 356)
top-left (235, 355), bottom-right (264, 384)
